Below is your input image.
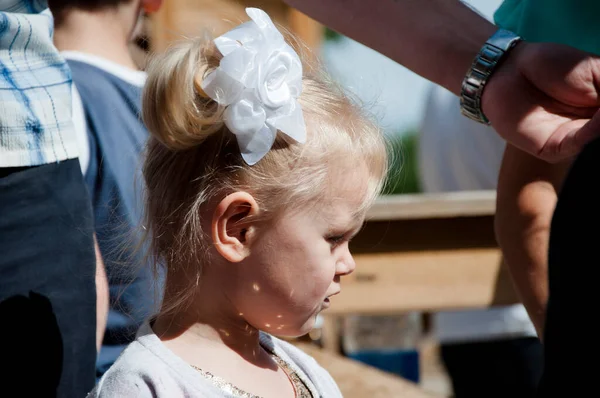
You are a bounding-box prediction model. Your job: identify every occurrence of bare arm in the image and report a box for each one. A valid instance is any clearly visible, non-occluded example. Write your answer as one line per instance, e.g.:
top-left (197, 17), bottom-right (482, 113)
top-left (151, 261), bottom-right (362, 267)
top-left (94, 235), bottom-right (109, 352)
top-left (495, 145), bottom-right (570, 336)
top-left (284, 0), bottom-right (494, 94)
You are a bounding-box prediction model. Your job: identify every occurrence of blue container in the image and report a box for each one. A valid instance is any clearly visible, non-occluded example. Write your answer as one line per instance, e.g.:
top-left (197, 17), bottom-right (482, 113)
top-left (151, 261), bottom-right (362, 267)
top-left (346, 349), bottom-right (420, 383)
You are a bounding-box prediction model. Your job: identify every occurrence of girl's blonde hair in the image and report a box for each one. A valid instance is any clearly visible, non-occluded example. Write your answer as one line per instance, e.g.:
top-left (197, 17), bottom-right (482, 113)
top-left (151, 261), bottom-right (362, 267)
top-left (142, 36), bottom-right (388, 314)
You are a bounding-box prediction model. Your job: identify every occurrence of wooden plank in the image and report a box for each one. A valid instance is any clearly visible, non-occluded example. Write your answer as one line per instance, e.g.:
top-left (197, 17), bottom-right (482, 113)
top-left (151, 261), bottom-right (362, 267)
top-left (325, 248), bottom-right (519, 314)
top-left (368, 191), bottom-right (496, 221)
top-left (295, 343), bottom-right (446, 398)
top-left (319, 315), bottom-right (341, 352)
top-left (352, 215), bottom-right (497, 253)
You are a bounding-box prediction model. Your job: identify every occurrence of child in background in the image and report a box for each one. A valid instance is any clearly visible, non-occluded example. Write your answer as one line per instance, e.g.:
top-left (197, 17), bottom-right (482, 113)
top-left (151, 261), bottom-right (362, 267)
top-left (50, 0), bottom-right (163, 376)
top-left (90, 8), bottom-right (387, 397)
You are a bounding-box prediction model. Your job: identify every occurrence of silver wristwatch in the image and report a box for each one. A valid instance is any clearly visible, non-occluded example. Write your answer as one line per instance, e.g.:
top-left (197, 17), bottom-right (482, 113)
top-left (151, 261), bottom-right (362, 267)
top-left (460, 29), bottom-right (522, 124)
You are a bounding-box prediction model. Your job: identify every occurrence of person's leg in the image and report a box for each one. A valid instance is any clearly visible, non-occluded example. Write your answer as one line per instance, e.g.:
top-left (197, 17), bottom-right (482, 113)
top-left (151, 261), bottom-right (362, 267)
top-left (537, 137), bottom-right (600, 397)
top-left (0, 159), bottom-right (97, 397)
top-left (442, 337), bottom-right (543, 398)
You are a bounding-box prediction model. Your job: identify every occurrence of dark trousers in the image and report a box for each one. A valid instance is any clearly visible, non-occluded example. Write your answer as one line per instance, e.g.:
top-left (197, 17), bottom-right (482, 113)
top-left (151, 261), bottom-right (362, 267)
top-left (0, 159), bottom-right (97, 397)
top-left (442, 337), bottom-right (543, 398)
top-left (537, 137), bottom-right (600, 397)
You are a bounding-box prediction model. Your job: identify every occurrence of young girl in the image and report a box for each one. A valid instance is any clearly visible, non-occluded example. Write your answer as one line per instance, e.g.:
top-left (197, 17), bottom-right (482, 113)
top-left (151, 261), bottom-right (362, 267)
top-left (90, 8), bottom-right (387, 398)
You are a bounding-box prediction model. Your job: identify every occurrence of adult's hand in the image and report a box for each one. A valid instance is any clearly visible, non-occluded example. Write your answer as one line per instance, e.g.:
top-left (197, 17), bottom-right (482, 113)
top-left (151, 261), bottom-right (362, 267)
top-left (483, 42), bottom-right (600, 163)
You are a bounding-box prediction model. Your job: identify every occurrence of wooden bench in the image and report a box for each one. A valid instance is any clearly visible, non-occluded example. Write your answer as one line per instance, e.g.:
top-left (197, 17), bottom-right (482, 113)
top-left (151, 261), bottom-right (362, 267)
top-left (328, 190), bottom-right (516, 318)
top-left (308, 191), bottom-right (519, 397)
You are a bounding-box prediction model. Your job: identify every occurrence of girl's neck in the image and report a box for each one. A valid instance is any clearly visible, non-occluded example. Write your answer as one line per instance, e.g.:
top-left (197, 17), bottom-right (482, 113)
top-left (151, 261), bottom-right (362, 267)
top-left (152, 284), bottom-right (292, 397)
top-left (152, 286), bottom-right (266, 364)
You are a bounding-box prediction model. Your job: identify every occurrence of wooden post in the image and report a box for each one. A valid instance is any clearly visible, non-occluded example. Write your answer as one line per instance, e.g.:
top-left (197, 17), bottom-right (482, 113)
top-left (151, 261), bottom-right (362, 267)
top-left (320, 315), bottom-right (342, 353)
top-left (149, 1), bottom-right (322, 53)
top-left (286, 8), bottom-right (323, 60)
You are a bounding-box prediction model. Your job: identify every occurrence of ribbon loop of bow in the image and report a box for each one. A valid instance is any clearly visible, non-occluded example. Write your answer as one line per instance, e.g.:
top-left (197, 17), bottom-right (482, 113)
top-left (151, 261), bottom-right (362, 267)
top-left (201, 7), bottom-right (306, 165)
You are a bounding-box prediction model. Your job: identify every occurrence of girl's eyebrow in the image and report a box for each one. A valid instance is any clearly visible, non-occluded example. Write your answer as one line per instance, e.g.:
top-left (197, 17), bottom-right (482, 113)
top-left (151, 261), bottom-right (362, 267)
top-left (326, 207), bottom-right (366, 233)
top-left (334, 217), bottom-right (364, 236)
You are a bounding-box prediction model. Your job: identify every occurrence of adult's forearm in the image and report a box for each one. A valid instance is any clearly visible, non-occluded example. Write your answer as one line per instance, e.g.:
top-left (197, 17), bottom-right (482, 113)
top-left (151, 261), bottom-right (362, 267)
top-left (495, 145), bottom-right (570, 336)
top-left (283, 0), bottom-right (495, 94)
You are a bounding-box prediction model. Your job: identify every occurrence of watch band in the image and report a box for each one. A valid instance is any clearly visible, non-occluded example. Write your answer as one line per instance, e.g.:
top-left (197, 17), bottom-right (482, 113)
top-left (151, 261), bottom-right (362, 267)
top-left (460, 29), bottom-right (522, 124)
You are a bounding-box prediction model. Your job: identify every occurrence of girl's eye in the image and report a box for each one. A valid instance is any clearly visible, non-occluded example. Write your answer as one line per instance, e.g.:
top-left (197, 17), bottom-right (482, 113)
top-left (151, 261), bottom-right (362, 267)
top-left (326, 234), bottom-right (346, 248)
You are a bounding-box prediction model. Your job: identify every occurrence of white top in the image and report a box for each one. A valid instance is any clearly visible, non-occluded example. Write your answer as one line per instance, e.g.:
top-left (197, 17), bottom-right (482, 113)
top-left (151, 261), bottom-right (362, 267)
top-left (88, 324), bottom-right (342, 398)
top-left (61, 51), bottom-right (147, 175)
top-left (419, 84), bottom-right (537, 343)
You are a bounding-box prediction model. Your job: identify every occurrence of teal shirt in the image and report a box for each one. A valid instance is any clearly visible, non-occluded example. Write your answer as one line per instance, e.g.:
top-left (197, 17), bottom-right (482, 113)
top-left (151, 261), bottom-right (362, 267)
top-left (494, 0), bottom-right (600, 55)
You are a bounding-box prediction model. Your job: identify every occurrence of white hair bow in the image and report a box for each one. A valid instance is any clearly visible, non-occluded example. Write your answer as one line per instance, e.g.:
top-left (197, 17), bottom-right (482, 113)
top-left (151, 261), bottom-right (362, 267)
top-left (201, 7), bottom-right (306, 165)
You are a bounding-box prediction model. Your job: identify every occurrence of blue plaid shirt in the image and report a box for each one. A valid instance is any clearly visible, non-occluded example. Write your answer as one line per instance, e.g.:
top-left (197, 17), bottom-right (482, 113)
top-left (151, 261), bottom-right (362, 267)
top-left (0, 0), bottom-right (78, 167)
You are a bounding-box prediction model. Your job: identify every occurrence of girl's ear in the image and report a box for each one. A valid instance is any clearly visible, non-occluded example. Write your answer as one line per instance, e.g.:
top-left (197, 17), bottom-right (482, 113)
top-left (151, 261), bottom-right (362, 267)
top-left (211, 192), bottom-right (260, 262)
